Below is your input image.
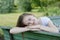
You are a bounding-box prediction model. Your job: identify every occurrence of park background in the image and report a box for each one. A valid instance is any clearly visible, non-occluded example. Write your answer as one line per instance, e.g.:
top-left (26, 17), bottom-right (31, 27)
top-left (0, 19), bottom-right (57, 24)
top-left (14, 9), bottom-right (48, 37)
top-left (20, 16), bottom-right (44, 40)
top-left (0, 0), bottom-right (60, 40)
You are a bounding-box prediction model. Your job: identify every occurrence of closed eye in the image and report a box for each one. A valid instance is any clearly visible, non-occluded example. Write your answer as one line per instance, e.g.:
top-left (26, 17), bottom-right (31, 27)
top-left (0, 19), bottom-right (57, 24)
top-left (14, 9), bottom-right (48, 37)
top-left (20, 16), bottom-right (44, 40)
top-left (28, 18), bottom-right (31, 21)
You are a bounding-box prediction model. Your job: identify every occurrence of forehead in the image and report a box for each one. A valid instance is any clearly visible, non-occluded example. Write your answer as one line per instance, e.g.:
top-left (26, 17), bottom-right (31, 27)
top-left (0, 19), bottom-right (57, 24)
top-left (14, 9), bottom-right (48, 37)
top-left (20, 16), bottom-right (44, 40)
top-left (24, 15), bottom-right (36, 19)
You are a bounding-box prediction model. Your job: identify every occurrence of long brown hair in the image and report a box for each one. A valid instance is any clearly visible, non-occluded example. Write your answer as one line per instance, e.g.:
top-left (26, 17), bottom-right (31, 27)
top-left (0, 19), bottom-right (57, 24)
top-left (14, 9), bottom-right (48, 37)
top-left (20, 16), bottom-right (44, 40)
top-left (16, 13), bottom-right (34, 27)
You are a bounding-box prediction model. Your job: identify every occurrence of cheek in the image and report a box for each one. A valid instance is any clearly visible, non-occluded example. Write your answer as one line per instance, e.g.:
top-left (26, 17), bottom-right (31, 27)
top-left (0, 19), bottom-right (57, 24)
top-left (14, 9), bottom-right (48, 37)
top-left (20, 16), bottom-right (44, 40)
top-left (23, 17), bottom-right (29, 25)
top-left (23, 20), bottom-right (28, 25)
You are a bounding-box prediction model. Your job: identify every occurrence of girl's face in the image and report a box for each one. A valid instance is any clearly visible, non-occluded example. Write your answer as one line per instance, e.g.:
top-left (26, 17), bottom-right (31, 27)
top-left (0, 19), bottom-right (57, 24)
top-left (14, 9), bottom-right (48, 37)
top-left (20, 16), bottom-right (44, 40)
top-left (23, 15), bottom-right (38, 26)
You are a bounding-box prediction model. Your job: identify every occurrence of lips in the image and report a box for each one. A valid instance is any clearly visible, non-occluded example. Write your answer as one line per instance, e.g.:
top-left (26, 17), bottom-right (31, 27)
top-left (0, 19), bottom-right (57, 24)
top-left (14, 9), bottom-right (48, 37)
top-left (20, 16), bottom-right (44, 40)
top-left (28, 22), bottom-right (35, 26)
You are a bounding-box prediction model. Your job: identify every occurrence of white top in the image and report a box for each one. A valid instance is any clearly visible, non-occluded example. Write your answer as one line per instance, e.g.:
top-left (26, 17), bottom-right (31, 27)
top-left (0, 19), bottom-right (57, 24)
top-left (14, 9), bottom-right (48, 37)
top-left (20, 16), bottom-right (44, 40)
top-left (38, 17), bottom-right (50, 26)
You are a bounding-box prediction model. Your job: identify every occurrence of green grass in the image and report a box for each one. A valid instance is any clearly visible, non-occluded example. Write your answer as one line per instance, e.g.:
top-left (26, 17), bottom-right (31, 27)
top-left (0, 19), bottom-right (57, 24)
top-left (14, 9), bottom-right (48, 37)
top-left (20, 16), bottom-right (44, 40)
top-left (0, 12), bottom-right (44, 27)
top-left (0, 13), bottom-right (22, 27)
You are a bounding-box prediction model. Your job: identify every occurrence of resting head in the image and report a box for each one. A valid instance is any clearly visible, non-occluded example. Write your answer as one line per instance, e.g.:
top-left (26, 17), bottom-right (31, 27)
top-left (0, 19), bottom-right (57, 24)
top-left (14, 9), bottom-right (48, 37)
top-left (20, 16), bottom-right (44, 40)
top-left (16, 13), bottom-right (38, 27)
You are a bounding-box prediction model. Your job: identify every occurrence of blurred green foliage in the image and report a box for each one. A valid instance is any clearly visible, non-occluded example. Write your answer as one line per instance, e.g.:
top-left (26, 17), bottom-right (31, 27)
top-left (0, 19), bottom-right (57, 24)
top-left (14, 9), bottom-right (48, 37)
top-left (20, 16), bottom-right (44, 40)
top-left (0, 0), bottom-right (14, 13)
top-left (0, 0), bottom-right (60, 16)
top-left (17, 0), bottom-right (32, 12)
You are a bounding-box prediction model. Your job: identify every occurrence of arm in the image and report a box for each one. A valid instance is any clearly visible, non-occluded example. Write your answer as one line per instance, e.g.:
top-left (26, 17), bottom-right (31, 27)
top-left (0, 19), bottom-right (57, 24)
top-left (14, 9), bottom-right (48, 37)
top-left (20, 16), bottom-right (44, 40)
top-left (47, 20), bottom-right (59, 33)
top-left (27, 24), bottom-right (59, 33)
top-left (40, 25), bottom-right (59, 33)
top-left (10, 27), bottom-right (30, 34)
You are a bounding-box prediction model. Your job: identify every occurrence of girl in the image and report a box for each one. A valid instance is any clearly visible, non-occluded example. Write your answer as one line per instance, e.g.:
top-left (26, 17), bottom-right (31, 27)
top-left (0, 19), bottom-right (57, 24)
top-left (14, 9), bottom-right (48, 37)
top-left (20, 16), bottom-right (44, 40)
top-left (10, 13), bottom-right (59, 34)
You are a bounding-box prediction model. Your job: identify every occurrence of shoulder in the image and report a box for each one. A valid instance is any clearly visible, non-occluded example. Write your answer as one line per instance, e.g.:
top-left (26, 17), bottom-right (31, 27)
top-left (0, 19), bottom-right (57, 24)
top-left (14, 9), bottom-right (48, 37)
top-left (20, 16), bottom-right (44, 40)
top-left (38, 16), bottom-right (51, 25)
top-left (40, 16), bottom-right (49, 19)
top-left (38, 16), bottom-right (50, 21)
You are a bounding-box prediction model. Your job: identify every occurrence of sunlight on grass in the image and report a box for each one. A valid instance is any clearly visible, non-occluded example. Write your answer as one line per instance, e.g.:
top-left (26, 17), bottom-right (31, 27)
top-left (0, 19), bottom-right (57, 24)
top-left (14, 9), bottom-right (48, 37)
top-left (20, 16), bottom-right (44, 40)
top-left (0, 13), bottom-right (22, 27)
top-left (0, 13), bottom-right (44, 27)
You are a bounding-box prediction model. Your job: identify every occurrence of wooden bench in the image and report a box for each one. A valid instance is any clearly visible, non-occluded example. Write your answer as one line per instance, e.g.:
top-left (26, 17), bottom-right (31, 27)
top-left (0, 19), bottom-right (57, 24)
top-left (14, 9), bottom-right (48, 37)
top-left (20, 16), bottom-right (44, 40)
top-left (0, 16), bottom-right (60, 40)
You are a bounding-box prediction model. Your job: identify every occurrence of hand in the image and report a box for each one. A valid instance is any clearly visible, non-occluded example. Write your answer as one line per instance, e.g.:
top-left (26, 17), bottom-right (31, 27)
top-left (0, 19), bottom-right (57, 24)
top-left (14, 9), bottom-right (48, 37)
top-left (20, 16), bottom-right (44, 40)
top-left (27, 25), bottom-right (40, 29)
top-left (26, 25), bottom-right (40, 31)
top-left (29, 28), bottom-right (40, 31)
